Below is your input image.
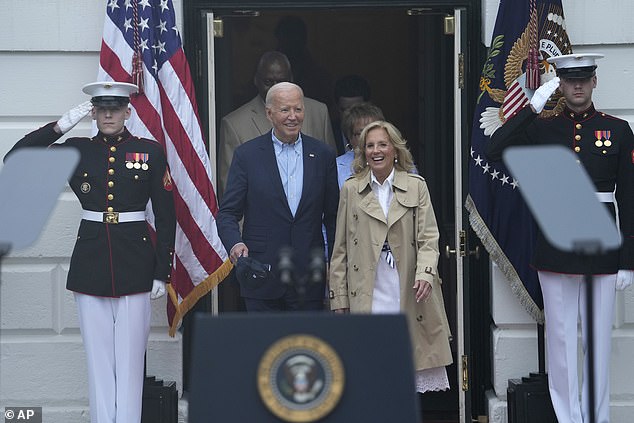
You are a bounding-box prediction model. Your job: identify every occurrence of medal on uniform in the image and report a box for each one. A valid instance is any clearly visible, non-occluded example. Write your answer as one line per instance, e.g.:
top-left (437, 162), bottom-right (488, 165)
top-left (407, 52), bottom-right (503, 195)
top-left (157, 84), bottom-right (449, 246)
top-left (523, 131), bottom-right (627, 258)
top-left (140, 153), bottom-right (149, 170)
top-left (594, 130), bottom-right (603, 147)
top-left (126, 162), bottom-right (134, 169)
top-left (595, 130), bottom-right (612, 148)
top-left (133, 162), bottom-right (141, 169)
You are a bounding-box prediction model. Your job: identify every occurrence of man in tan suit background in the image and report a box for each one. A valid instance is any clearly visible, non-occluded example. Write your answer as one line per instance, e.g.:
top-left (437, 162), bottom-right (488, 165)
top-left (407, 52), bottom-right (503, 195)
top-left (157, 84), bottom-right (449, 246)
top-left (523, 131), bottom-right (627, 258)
top-left (218, 51), bottom-right (336, 196)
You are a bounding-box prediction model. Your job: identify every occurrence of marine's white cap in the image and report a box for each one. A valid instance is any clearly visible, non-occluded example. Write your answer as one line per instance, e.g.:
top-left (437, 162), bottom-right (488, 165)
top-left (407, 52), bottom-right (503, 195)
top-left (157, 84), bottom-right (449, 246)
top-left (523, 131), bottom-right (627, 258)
top-left (82, 81), bottom-right (138, 107)
top-left (546, 53), bottom-right (604, 78)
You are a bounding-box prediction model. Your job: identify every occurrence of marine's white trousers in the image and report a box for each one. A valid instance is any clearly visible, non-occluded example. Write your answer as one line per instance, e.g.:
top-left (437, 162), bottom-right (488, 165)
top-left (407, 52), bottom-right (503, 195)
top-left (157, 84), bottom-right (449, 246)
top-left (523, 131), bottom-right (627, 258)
top-left (539, 271), bottom-right (616, 423)
top-left (75, 292), bottom-right (151, 423)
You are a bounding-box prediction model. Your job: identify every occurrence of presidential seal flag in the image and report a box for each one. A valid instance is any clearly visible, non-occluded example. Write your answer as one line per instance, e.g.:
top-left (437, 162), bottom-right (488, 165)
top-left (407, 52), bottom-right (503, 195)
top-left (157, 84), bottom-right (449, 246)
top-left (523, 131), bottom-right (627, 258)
top-left (465, 0), bottom-right (572, 321)
top-left (97, 0), bottom-right (232, 335)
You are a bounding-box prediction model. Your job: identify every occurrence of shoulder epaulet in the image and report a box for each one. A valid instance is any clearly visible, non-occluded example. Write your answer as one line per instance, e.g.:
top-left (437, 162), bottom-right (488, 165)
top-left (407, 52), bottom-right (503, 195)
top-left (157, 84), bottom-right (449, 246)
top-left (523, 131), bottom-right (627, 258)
top-left (407, 172), bottom-right (425, 182)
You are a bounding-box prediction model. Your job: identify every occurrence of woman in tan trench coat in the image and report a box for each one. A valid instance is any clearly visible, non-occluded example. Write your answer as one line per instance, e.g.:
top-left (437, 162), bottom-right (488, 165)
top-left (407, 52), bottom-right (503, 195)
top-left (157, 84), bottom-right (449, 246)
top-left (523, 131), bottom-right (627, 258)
top-left (329, 120), bottom-right (452, 393)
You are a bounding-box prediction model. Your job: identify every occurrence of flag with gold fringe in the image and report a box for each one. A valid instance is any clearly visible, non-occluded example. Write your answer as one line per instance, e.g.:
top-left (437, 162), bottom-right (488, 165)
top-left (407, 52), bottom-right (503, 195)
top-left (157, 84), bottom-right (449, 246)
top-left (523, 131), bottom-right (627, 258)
top-left (98, 0), bottom-right (232, 335)
top-left (465, 0), bottom-right (572, 322)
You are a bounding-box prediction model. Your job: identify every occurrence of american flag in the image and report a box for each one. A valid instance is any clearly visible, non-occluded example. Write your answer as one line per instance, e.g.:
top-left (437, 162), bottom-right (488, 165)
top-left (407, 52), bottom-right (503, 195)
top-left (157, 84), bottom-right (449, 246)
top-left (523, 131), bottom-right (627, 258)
top-left (98, 0), bottom-right (232, 335)
top-left (465, 0), bottom-right (572, 322)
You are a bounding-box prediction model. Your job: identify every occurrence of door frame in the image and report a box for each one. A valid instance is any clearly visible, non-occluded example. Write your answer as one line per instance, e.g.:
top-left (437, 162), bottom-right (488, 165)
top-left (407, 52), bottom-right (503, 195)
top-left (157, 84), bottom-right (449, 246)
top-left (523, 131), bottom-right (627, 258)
top-left (183, 0), bottom-right (487, 420)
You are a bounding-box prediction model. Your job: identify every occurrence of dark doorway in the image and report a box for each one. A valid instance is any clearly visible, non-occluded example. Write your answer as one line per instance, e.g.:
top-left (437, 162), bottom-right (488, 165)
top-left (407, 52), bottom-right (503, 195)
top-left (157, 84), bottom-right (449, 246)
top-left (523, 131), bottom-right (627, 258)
top-left (183, 1), bottom-right (488, 421)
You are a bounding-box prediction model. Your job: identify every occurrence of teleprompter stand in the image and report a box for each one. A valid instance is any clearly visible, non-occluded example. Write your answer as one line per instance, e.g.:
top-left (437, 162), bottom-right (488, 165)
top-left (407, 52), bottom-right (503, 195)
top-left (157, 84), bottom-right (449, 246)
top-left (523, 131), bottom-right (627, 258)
top-left (504, 145), bottom-right (622, 423)
top-left (189, 313), bottom-right (420, 422)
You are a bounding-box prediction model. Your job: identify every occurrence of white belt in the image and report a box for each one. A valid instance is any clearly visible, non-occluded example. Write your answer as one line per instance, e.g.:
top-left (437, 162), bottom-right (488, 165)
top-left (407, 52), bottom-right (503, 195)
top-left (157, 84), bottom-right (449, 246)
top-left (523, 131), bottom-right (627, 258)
top-left (82, 210), bottom-right (146, 224)
top-left (596, 192), bottom-right (615, 203)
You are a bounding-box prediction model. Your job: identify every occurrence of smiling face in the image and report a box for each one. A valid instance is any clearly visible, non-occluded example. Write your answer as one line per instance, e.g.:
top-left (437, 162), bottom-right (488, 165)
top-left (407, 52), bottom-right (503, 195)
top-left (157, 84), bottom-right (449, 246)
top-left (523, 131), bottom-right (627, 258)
top-left (364, 127), bottom-right (396, 183)
top-left (92, 105), bottom-right (130, 135)
top-left (559, 75), bottom-right (596, 113)
top-left (266, 85), bottom-right (305, 143)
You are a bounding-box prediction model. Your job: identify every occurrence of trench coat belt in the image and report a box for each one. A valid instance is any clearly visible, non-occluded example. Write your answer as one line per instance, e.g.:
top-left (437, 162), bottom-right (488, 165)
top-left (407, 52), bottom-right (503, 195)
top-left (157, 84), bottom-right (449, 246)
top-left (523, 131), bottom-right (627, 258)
top-left (82, 210), bottom-right (146, 224)
top-left (595, 192), bottom-right (615, 203)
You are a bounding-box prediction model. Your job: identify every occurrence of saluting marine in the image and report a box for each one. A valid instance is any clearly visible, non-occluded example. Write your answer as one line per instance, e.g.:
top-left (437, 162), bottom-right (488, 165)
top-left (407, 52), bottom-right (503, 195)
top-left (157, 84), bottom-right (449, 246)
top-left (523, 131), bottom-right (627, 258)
top-left (486, 54), bottom-right (634, 423)
top-left (5, 82), bottom-right (176, 423)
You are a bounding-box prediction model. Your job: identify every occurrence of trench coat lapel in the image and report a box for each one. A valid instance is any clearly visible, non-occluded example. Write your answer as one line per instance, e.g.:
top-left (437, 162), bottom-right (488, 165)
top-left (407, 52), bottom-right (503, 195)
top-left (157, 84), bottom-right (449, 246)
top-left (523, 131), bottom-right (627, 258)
top-left (388, 171), bottom-right (417, 229)
top-left (357, 172), bottom-right (387, 224)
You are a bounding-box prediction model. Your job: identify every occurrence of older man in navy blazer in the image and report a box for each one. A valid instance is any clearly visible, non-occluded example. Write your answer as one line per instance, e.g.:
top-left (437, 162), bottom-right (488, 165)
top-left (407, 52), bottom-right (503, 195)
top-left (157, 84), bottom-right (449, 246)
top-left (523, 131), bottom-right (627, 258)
top-left (217, 82), bottom-right (339, 311)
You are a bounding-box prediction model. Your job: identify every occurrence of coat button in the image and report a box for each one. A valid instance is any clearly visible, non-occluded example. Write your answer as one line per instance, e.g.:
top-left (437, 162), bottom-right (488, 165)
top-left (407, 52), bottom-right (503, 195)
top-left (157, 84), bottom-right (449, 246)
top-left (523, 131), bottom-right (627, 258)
top-left (575, 123), bottom-right (582, 130)
top-left (107, 194), bottom-right (114, 200)
top-left (83, 172), bottom-right (88, 177)
top-left (353, 264), bottom-right (359, 271)
top-left (350, 291), bottom-right (357, 297)
top-left (108, 168), bottom-right (114, 175)
top-left (416, 315), bottom-right (423, 322)
top-left (134, 175), bottom-right (139, 180)
top-left (109, 157), bottom-right (115, 163)
top-left (574, 134), bottom-right (581, 141)
top-left (110, 146), bottom-right (116, 152)
top-left (353, 238), bottom-right (358, 245)
top-left (107, 206), bottom-right (114, 212)
top-left (574, 146), bottom-right (581, 153)
top-left (108, 181), bottom-right (114, 188)
top-left (353, 214), bottom-right (358, 220)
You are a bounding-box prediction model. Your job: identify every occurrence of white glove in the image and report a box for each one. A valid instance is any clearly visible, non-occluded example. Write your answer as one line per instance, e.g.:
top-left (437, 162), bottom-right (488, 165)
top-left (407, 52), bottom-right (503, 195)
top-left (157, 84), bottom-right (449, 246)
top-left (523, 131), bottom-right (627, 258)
top-left (150, 279), bottom-right (166, 299)
top-left (57, 101), bottom-right (93, 134)
top-left (530, 77), bottom-right (560, 114)
top-left (616, 270), bottom-right (634, 291)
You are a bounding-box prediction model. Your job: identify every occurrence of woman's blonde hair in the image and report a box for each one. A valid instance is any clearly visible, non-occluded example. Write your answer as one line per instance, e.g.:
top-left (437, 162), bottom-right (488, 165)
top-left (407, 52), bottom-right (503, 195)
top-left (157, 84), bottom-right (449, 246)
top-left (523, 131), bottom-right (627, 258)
top-left (351, 120), bottom-right (415, 177)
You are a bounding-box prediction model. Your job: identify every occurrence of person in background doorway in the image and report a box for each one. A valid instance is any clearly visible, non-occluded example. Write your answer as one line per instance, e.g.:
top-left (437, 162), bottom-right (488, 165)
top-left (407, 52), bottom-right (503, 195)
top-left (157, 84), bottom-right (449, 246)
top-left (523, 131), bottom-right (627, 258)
top-left (274, 15), bottom-right (334, 109)
top-left (218, 51), bottom-right (336, 197)
top-left (336, 102), bottom-right (384, 188)
top-left (332, 74), bottom-right (372, 155)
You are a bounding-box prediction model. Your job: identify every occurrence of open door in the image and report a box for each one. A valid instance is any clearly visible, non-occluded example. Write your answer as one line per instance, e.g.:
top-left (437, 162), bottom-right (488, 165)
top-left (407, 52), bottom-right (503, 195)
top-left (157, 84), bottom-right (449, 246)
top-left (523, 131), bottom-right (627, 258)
top-left (450, 7), bottom-right (472, 421)
top-left (187, 2), bottom-right (486, 421)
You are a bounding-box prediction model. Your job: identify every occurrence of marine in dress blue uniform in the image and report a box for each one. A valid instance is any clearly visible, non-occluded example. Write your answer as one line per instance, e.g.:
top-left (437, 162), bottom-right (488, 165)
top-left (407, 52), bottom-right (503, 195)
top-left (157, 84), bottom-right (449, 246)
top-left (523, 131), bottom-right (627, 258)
top-left (6, 82), bottom-right (176, 423)
top-left (486, 54), bottom-right (634, 423)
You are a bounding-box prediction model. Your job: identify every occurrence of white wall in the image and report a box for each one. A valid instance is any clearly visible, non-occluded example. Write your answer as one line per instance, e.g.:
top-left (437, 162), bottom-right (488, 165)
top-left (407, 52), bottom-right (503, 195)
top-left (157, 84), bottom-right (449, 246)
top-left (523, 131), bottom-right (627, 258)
top-left (482, 1), bottom-right (634, 422)
top-left (0, 2), bottom-right (183, 422)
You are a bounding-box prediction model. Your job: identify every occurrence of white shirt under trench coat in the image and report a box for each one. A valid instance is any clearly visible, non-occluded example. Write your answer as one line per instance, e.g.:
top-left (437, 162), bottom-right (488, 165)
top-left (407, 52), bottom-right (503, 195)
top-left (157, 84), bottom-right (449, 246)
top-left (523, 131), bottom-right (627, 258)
top-left (329, 169), bottom-right (453, 372)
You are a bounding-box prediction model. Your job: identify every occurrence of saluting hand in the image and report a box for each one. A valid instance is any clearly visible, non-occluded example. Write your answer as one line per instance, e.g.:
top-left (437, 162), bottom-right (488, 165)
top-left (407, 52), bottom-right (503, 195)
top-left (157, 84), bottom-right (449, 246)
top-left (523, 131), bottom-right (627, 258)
top-left (56, 101), bottom-right (93, 134)
top-left (530, 77), bottom-right (560, 114)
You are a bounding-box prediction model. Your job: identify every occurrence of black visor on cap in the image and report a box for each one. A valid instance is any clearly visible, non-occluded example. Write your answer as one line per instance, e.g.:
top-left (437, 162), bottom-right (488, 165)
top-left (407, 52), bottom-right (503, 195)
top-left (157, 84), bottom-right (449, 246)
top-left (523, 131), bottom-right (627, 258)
top-left (556, 65), bottom-right (597, 79)
top-left (235, 256), bottom-right (271, 288)
top-left (91, 96), bottom-right (130, 107)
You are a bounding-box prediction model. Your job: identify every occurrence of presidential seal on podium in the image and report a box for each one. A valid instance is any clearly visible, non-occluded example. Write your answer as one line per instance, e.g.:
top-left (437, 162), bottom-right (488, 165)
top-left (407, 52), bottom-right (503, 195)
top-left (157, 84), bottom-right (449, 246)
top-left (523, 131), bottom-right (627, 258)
top-left (257, 334), bottom-right (345, 422)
